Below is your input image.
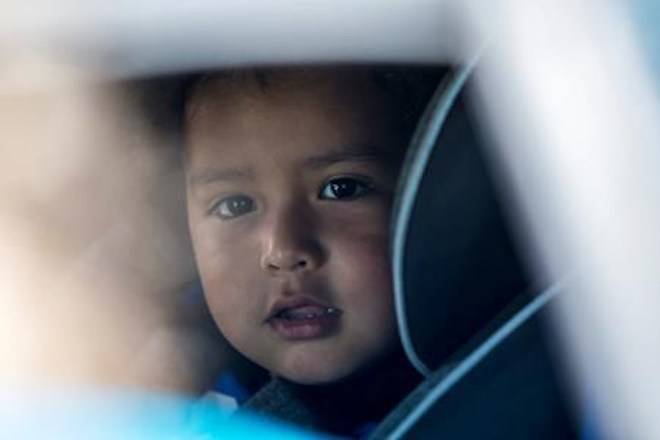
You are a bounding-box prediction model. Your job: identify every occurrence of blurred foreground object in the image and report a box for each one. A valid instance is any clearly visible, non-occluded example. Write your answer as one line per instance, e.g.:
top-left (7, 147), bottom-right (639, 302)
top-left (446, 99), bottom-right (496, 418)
top-left (1, 388), bottom-right (322, 439)
top-left (0, 55), bottom-right (211, 392)
top-left (467, 0), bottom-right (660, 438)
top-left (0, 0), bottom-right (468, 79)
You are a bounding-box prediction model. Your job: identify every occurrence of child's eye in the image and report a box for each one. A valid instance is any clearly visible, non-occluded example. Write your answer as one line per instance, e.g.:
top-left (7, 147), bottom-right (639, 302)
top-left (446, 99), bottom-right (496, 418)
top-left (211, 195), bottom-right (255, 219)
top-left (319, 177), bottom-right (372, 200)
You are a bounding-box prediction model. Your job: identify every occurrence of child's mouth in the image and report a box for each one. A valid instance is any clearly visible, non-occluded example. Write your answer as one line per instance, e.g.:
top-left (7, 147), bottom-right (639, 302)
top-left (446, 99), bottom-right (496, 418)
top-left (268, 305), bottom-right (341, 340)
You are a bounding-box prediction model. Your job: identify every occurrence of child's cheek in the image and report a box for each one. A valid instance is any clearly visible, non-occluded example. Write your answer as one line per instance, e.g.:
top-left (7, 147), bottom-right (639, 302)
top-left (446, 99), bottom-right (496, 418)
top-left (325, 201), bottom-right (392, 273)
top-left (334, 232), bottom-right (399, 367)
top-left (189, 219), bottom-right (264, 332)
top-left (328, 209), bottom-right (396, 317)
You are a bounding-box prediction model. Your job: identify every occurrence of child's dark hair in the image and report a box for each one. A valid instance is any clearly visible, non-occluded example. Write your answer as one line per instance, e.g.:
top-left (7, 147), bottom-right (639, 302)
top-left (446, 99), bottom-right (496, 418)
top-left (130, 65), bottom-right (446, 152)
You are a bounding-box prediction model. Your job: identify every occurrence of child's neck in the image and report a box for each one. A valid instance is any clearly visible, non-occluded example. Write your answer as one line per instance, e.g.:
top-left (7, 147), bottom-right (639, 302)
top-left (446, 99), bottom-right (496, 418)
top-left (242, 349), bottom-right (422, 436)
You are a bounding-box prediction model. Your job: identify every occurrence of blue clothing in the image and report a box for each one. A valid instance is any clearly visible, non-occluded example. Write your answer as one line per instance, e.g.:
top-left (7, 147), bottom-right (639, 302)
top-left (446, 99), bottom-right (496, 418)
top-left (212, 372), bottom-right (251, 405)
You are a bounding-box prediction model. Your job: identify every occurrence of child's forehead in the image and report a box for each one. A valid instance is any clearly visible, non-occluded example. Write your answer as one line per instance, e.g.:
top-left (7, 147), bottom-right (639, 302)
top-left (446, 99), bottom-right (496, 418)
top-left (182, 66), bottom-right (444, 171)
top-left (183, 69), bottom-right (408, 175)
top-left (184, 69), bottom-right (407, 157)
top-left (186, 68), bottom-right (392, 117)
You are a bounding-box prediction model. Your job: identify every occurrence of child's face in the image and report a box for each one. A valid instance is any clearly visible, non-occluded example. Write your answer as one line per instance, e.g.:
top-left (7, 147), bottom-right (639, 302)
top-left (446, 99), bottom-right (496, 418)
top-left (184, 70), bottom-right (404, 384)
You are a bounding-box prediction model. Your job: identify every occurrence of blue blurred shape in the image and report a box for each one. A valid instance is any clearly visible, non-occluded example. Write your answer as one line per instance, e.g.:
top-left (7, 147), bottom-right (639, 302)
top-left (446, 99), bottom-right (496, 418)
top-left (0, 387), bottom-right (325, 439)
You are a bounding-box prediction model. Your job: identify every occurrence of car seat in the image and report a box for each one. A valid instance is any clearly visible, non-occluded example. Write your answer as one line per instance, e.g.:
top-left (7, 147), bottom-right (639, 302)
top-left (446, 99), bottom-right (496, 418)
top-left (369, 61), bottom-right (578, 439)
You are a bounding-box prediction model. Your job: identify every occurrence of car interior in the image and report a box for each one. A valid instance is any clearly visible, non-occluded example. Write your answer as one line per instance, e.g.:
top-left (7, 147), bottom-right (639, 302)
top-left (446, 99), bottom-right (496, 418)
top-left (368, 63), bottom-right (578, 438)
top-left (6, 2), bottom-right (660, 438)
top-left (148, 61), bottom-right (582, 438)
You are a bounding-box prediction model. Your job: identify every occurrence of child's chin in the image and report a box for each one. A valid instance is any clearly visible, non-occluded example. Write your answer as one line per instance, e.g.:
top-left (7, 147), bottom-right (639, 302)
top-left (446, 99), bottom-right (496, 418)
top-left (278, 363), bottom-right (356, 386)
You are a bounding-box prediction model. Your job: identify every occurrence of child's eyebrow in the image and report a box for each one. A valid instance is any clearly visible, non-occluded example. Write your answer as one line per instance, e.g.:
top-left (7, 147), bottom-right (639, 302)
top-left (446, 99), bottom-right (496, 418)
top-left (188, 168), bottom-right (254, 187)
top-left (303, 144), bottom-right (388, 169)
top-left (188, 145), bottom-right (389, 187)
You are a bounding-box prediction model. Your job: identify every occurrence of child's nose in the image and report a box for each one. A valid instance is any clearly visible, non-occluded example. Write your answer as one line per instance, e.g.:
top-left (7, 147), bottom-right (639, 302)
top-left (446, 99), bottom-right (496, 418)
top-left (259, 202), bottom-right (324, 275)
top-left (261, 248), bottom-right (314, 274)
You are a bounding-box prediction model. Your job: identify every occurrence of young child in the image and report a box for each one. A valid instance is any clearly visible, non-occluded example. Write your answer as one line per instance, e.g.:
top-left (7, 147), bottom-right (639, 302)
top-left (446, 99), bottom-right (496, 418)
top-left (181, 67), bottom-right (441, 437)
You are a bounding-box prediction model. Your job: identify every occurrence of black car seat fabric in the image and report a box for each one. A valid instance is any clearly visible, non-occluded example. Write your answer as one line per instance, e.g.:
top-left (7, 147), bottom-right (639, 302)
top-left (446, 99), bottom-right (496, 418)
top-left (370, 284), bottom-right (576, 439)
top-left (392, 64), bottom-right (530, 376)
top-left (374, 63), bottom-right (578, 438)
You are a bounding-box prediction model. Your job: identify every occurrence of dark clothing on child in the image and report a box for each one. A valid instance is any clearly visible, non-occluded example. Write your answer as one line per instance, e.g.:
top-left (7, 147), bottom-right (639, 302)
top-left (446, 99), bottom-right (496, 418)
top-left (238, 352), bottom-right (421, 438)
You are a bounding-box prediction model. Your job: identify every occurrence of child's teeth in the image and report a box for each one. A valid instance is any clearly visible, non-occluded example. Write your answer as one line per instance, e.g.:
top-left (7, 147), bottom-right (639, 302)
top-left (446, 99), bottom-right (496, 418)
top-left (279, 305), bottom-right (336, 320)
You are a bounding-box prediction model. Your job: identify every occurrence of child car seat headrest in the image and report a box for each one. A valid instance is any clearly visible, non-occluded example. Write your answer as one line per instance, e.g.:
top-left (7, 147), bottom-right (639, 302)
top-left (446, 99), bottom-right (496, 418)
top-left (392, 66), bottom-right (531, 375)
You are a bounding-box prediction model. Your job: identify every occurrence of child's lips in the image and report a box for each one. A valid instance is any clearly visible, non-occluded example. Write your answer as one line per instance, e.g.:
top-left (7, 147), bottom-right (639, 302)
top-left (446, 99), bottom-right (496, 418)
top-left (276, 304), bottom-right (338, 320)
top-left (266, 298), bottom-right (342, 340)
